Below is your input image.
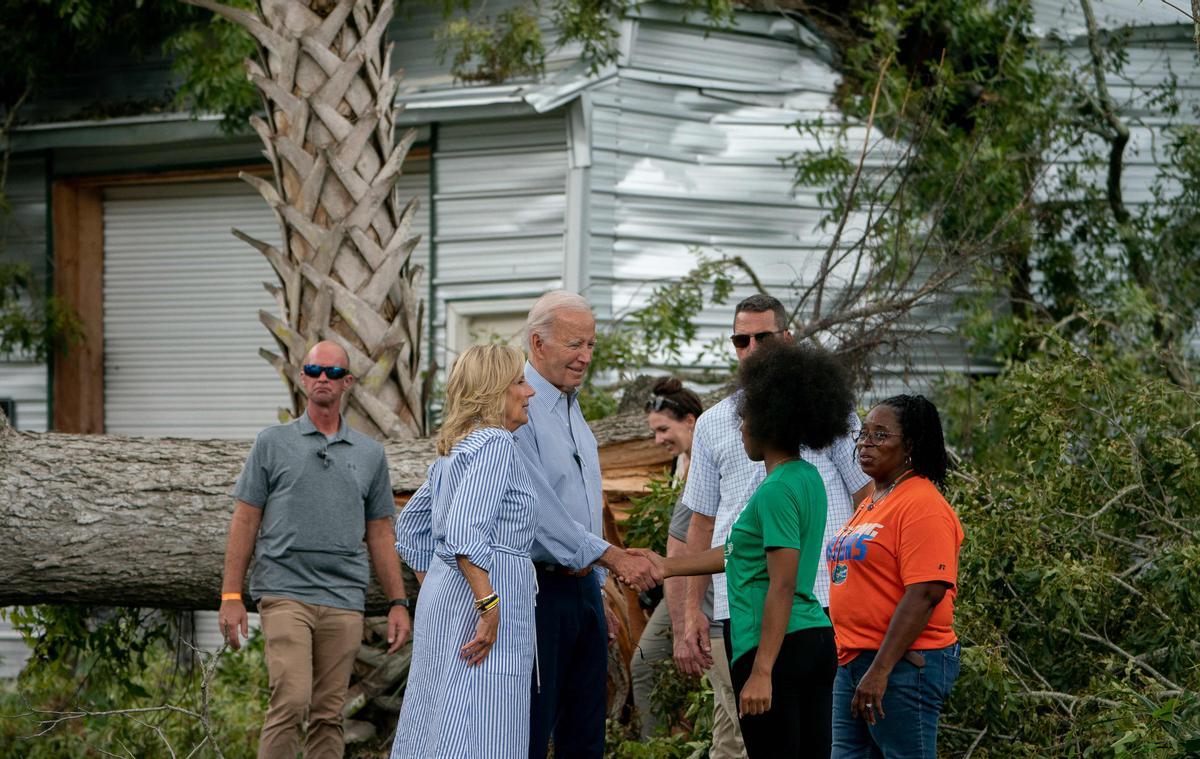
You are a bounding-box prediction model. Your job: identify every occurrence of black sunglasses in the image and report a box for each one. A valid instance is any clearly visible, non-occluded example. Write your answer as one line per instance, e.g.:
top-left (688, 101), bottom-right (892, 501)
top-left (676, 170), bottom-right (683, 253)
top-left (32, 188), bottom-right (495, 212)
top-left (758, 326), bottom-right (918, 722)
top-left (302, 364), bottom-right (350, 380)
top-left (646, 395), bottom-right (683, 413)
top-left (729, 330), bottom-right (786, 349)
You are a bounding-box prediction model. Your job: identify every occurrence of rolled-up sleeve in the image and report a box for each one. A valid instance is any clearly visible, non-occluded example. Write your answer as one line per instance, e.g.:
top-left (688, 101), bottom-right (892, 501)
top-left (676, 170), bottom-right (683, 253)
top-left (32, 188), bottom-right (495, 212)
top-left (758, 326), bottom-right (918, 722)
top-left (435, 435), bottom-right (513, 573)
top-left (395, 466), bottom-right (435, 572)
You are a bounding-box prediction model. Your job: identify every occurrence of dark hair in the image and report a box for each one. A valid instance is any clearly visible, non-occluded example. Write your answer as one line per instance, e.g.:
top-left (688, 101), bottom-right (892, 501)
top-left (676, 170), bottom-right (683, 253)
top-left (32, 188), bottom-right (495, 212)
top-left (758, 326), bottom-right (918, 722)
top-left (645, 376), bottom-right (704, 421)
top-left (878, 394), bottom-right (949, 487)
top-left (734, 294), bottom-right (788, 332)
top-left (737, 341), bottom-right (853, 452)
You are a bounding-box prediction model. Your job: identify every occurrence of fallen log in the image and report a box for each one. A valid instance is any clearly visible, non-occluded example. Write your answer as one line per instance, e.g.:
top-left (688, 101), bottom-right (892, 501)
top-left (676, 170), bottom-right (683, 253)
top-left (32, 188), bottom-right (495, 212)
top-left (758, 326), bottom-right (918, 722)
top-left (0, 408), bottom-right (669, 611)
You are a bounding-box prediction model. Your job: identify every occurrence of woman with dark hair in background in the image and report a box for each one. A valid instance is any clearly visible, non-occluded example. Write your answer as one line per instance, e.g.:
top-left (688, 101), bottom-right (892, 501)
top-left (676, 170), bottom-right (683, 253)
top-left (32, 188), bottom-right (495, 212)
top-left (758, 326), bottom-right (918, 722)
top-left (634, 341), bottom-right (853, 757)
top-left (629, 377), bottom-right (705, 739)
top-left (827, 394), bottom-right (963, 759)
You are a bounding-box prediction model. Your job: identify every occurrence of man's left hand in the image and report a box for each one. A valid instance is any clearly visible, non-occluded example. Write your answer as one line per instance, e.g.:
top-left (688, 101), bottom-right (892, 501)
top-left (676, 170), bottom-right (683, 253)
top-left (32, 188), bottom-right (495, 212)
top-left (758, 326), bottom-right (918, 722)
top-left (386, 605), bottom-right (412, 654)
top-left (603, 599), bottom-right (619, 645)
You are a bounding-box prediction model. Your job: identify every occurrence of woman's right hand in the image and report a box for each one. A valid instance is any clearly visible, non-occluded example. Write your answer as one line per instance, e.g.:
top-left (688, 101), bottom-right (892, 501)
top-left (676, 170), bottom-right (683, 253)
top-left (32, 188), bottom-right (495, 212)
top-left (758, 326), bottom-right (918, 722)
top-left (460, 607), bottom-right (500, 666)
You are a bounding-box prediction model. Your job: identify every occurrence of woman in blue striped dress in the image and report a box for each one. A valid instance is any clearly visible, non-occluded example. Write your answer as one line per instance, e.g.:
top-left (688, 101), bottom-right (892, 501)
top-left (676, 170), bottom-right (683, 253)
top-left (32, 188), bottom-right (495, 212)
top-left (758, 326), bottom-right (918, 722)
top-left (392, 343), bottom-right (538, 759)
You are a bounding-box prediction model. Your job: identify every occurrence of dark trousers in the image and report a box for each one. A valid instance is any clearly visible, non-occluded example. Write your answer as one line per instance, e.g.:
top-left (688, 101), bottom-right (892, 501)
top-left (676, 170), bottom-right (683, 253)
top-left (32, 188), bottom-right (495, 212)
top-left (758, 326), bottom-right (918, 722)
top-left (528, 568), bottom-right (607, 759)
top-left (725, 623), bottom-right (837, 759)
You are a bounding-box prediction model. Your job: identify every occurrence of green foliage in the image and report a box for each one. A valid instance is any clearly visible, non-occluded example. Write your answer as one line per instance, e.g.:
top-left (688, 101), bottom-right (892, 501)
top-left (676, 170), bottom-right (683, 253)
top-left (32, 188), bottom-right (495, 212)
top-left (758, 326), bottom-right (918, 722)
top-left (623, 474), bottom-right (682, 556)
top-left (0, 262), bottom-right (81, 362)
top-left (582, 253), bottom-right (739, 419)
top-left (606, 668), bottom-right (713, 758)
top-left (790, 0), bottom-right (1200, 367)
top-left (936, 327), bottom-right (1200, 756)
top-left (0, 0), bottom-right (194, 107)
top-left (436, 5), bottom-right (546, 84)
top-left (166, 0), bottom-right (260, 134)
top-left (0, 606), bottom-right (268, 758)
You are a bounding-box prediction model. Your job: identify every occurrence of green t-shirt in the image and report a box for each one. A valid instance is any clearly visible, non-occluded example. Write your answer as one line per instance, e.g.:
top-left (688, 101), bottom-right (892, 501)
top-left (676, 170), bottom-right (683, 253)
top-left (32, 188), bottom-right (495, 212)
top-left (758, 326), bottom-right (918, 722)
top-left (724, 459), bottom-right (831, 664)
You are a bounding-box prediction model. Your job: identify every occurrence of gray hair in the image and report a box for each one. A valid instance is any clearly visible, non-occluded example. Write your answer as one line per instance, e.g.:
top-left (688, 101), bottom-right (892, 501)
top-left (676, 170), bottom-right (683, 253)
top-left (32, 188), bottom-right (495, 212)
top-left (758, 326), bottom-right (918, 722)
top-left (523, 290), bottom-right (593, 352)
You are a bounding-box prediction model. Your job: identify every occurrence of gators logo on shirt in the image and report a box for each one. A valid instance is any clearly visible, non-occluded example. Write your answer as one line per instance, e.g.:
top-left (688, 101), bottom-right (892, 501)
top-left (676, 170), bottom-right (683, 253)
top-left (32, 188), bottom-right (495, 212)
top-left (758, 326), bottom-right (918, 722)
top-left (832, 563), bottom-right (848, 585)
top-left (827, 522), bottom-right (884, 564)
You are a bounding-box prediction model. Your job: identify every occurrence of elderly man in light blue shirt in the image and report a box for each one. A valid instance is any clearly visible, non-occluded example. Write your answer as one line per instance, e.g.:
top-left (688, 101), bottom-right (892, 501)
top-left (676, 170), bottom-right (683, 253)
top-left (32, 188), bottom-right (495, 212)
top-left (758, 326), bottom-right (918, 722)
top-left (394, 291), bottom-right (657, 759)
top-left (516, 290), bottom-right (657, 758)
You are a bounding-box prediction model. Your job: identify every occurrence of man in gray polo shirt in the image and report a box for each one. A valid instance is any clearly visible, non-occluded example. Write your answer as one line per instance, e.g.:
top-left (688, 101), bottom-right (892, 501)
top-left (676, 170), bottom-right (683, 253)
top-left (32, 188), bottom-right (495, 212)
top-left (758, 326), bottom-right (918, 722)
top-left (218, 340), bottom-right (411, 759)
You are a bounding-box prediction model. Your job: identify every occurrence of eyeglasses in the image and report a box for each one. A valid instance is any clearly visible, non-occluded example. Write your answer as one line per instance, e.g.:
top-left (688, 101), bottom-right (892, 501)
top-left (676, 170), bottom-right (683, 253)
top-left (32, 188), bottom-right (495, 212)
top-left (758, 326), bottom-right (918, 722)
top-left (729, 330), bottom-right (787, 349)
top-left (646, 395), bottom-right (682, 413)
top-left (302, 364), bottom-right (350, 380)
top-left (855, 429), bottom-right (902, 445)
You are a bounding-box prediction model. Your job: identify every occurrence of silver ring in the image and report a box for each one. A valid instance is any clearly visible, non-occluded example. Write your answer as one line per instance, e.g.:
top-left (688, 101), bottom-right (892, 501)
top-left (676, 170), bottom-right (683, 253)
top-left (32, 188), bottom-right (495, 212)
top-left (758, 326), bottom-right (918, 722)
top-left (865, 703), bottom-right (873, 709)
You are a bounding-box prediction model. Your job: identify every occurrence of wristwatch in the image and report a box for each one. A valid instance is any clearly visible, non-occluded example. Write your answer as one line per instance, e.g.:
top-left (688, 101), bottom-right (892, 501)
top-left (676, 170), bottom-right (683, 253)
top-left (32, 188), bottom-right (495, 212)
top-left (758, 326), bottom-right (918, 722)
top-left (389, 598), bottom-right (411, 609)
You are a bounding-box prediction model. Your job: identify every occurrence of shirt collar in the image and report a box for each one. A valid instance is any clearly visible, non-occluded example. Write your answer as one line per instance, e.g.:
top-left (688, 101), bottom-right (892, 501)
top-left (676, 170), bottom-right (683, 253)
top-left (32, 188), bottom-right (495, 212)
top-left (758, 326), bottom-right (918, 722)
top-left (297, 409), bottom-right (353, 443)
top-left (525, 361), bottom-right (578, 414)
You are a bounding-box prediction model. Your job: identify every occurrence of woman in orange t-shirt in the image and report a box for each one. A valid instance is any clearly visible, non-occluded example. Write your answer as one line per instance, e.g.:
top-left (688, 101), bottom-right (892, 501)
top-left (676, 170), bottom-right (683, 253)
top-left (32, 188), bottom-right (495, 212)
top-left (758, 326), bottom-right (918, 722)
top-left (827, 395), bottom-right (963, 759)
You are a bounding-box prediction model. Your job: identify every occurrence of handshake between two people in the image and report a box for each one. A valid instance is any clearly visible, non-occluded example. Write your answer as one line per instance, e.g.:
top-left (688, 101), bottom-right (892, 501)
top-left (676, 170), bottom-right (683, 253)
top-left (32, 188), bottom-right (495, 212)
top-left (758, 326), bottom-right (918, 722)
top-left (605, 545), bottom-right (726, 592)
top-left (601, 546), bottom-right (669, 591)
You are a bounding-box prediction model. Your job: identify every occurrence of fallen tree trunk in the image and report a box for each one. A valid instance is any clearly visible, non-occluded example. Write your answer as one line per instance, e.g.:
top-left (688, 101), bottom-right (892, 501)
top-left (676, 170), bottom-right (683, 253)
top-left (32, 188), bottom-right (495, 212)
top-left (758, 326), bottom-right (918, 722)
top-left (0, 409), bottom-right (667, 611)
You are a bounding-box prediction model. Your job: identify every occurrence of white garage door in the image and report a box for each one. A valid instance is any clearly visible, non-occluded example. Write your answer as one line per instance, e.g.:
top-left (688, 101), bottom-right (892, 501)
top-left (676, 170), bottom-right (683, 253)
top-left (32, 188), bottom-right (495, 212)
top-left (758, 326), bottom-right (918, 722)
top-left (102, 166), bottom-right (431, 439)
top-left (103, 181), bottom-right (290, 438)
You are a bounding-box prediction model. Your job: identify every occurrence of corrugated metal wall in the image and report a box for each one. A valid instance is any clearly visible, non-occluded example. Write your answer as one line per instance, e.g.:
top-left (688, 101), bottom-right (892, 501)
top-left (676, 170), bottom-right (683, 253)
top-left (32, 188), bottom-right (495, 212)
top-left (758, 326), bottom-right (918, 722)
top-left (101, 165), bottom-right (432, 438)
top-left (0, 156), bottom-right (49, 433)
top-left (430, 114), bottom-right (569, 367)
top-left (586, 16), bottom-right (972, 395)
top-left (103, 181), bottom-right (289, 438)
top-left (1035, 5), bottom-right (1200, 357)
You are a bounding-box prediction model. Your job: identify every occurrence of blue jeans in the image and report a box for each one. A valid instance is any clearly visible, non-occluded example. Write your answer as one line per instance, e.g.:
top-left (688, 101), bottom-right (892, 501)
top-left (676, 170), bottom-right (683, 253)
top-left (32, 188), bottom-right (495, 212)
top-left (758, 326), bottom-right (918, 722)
top-left (831, 643), bottom-right (961, 759)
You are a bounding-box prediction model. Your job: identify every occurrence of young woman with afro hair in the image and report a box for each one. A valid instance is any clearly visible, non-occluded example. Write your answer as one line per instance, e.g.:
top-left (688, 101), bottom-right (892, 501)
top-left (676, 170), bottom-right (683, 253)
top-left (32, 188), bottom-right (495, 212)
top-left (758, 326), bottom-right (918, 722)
top-left (633, 340), bottom-right (854, 757)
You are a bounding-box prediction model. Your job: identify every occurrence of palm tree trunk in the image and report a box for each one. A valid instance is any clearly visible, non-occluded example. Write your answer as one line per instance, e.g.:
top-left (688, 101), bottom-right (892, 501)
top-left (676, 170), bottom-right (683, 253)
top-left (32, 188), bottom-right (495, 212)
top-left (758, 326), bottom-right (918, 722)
top-left (186, 0), bottom-right (427, 438)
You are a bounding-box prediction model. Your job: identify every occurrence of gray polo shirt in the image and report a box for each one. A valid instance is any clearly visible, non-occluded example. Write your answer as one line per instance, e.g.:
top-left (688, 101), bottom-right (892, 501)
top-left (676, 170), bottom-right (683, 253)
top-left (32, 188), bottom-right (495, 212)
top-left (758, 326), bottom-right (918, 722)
top-left (231, 412), bottom-right (394, 611)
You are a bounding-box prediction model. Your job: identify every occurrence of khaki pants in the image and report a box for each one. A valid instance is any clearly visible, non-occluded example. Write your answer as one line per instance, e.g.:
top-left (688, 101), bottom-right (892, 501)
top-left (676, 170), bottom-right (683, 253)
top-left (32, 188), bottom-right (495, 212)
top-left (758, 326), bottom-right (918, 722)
top-left (257, 597), bottom-right (362, 759)
top-left (709, 635), bottom-right (748, 759)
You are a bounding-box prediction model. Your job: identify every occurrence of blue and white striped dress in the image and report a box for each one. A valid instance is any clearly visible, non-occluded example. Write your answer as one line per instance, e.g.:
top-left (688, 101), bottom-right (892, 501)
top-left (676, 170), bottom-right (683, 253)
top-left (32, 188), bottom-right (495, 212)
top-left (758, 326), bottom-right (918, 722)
top-left (391, 427), bottom-right (537, 759)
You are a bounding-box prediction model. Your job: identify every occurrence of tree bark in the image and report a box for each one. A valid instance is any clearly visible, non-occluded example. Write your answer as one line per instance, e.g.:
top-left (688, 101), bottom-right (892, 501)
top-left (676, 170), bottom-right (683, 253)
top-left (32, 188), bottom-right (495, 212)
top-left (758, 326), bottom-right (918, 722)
top-left (0, 407), bottom-right (665, 611)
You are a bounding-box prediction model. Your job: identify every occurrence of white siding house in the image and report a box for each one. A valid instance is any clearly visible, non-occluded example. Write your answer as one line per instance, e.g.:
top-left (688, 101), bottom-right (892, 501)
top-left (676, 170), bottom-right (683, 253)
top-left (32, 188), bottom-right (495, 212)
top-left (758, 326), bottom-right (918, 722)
top-left (0, 0), bottom-right (1193, 677)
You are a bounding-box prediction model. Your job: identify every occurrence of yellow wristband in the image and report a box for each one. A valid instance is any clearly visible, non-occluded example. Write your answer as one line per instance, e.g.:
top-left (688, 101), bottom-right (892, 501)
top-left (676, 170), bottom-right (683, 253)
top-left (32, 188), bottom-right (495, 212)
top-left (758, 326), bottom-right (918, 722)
top-left (221, 593), bottom-right (242, 601)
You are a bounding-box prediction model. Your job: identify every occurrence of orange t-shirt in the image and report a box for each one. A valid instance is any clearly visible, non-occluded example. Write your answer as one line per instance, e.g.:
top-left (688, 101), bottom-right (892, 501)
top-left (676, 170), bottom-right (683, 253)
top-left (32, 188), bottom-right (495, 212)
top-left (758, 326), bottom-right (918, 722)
top-left (826, 476), bottom-right (963, 665)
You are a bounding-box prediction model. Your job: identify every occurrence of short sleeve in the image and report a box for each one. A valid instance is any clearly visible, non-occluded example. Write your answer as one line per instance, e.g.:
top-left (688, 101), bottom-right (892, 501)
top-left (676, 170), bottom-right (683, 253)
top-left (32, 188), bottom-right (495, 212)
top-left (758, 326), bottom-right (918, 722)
top-left (682, 416), bottom-right (721, 517)
top-left (668, 495), bottom-right (692, 542)
top-left (897, 510), bottom-right (962, 589)
top-left (754, 481), bottom-right (804, 551)
top-left (364, 448), bottom-right (395, 521)
top-left (230, 432), bottom-right (270, 508)
top-left (436, 434), bottom-right (512, 573)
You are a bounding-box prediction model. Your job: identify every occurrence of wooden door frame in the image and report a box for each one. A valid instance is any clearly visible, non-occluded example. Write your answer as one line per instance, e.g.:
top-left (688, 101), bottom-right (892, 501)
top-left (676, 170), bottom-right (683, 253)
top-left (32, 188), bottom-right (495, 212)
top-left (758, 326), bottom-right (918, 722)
top-left (51, 165), bottom-right (269, 433)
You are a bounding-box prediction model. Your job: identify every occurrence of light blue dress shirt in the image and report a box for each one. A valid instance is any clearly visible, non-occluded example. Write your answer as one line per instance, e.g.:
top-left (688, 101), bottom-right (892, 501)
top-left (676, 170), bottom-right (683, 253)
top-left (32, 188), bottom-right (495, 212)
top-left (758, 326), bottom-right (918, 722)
top-left (396, 362), bottom-right (611, 585)
top-left (513, 361), bottom-right (610, 584)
